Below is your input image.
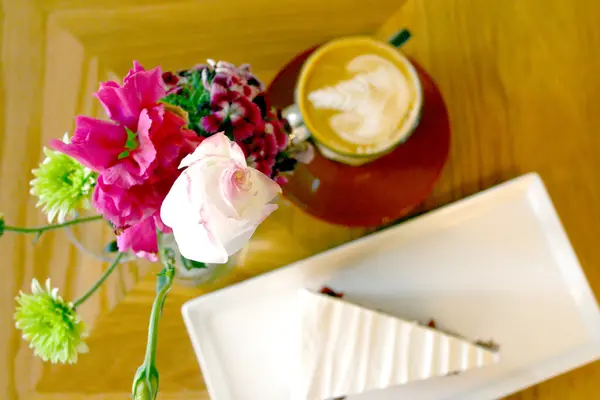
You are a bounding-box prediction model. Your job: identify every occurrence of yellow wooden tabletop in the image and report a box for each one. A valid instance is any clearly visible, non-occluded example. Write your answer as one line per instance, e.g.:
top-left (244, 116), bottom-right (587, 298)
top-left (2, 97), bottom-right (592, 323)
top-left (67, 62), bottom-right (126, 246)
top-left (2, 0), bottom-right (600, 399)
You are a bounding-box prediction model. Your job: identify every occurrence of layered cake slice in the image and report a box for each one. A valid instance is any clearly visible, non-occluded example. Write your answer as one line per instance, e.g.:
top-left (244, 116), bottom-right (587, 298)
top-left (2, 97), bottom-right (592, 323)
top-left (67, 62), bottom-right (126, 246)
top-left (292, 289), bottom-right (500, 400)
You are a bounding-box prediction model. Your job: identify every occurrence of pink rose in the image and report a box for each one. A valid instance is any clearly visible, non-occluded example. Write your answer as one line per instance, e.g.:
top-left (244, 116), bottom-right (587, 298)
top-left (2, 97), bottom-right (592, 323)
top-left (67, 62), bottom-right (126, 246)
top-left (160, 133), bottom-right (281, 264)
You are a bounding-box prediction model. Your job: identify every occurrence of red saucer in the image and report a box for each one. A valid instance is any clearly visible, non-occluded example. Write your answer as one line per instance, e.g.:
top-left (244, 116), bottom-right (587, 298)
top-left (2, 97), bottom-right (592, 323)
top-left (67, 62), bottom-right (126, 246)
top-left (267, 47), bottom-right (451, 227)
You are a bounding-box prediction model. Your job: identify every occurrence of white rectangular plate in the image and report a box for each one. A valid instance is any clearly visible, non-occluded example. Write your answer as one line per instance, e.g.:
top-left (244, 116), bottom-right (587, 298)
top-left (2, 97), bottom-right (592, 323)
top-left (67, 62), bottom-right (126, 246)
top-left (182, 173), bottom-right (600, 400)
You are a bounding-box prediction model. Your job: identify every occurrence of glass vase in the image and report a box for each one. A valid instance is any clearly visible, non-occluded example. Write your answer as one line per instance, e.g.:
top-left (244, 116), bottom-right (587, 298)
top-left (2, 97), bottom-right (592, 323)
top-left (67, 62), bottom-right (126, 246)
top-left (65, 219), bottom-right (237, 287)
top-left (158, 233), bottom-right (239, 286)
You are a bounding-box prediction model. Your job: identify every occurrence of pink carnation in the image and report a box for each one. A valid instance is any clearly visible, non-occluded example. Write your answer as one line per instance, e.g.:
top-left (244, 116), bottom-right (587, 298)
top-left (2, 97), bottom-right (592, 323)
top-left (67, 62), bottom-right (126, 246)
top-left (201, 90), bottom-right (263, 141)
top-left (51, 63), bottom-right (165, 188)
top-left (114, 201), bottom-right (174, 260)
top-left (266, 109), bottom-right (289, 151)
top-left (50, 62), bottom-right (204, 260)
top-left (92, 175), bottom-right (178, 229)
top-left (51, 62), bottom-right (200, 189)
top-left (145, 107), bottom-right (203, 184)
top-left (211, 61), bottom-right (263, 99)
top-left (200, 62), bottom-right (265, 142)
top-left (116, 215), bottom-right (160, 261)
top-left (92, 176), bottom-right (151, 228)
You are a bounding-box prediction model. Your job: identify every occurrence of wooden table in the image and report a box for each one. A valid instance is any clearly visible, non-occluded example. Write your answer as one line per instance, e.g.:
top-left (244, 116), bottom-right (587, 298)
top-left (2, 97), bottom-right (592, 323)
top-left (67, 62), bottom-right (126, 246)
top-left (2, 0), bottom-right (600, 398)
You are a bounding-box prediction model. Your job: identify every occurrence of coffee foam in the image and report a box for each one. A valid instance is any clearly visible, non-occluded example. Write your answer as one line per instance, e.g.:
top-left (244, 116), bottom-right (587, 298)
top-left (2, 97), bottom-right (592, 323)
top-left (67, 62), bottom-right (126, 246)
top-left (307, 54), bottom-right (414, 148)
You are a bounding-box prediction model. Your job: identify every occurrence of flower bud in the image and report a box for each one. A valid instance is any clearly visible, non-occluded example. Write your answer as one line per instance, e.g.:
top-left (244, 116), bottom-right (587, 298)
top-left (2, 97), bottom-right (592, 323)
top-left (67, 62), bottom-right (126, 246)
top-left (132, 364), bottom-right (159, 400)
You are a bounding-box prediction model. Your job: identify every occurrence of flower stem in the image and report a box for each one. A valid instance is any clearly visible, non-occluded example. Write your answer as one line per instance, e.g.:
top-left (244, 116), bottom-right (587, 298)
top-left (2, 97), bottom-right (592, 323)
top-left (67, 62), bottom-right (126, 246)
top-left (4, 215), bottom-right (103, 235)
top-left (144, 265), bottom-right (175, 364)
top-left (72, 252), bottom-right (125, 308)
top-left (132, 233), bottom-right (176, 400)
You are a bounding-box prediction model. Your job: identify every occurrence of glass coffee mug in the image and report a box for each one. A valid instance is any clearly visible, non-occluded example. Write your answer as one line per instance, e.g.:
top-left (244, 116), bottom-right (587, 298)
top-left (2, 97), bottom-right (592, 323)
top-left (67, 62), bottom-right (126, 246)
top-left (283, 29), bottom-right (423, 166)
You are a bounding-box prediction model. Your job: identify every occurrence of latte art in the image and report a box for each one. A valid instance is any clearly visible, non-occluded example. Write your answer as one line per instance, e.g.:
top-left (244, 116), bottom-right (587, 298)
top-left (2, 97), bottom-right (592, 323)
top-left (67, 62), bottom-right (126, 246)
top-left (296, 36), bottom-right (422, 163)
top-left (307, 54), bottom-right (413, 146)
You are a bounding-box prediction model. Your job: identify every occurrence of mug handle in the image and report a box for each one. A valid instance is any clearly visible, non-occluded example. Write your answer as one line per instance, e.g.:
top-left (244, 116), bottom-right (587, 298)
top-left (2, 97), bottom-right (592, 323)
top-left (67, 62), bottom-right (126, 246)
top-left (283, 104), bottom-right (312, 144)
top-left (282, 28), bottom-right (412, 145)
top-left (388, 28), bottom-right (412, 48)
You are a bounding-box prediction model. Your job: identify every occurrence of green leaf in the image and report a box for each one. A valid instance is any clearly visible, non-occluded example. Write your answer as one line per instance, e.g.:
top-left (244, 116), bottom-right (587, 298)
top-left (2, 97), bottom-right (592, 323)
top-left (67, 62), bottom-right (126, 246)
top-left (180, 255), bottom-right (207, 271)
top-left (198, 89), bottom-right (211, 105)
top-left (158, 68), bottom-right (213, 138)
top-left (124, 127), bottom-right (139, 151)
top-left (190, 90), bottom-right (202, 106)
top-left (190, 69), bottom-right (203, 91)
top-left (117, 128), bottom-right (139, 160)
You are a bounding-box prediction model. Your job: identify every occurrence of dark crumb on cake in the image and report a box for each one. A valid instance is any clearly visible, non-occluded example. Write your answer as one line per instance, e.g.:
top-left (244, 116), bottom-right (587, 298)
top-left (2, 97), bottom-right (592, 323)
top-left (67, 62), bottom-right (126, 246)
top-left (421, 320), bottom-right (500, 352)
top-left (419, 319), bottom-right (467, 340)
top-left (475, 339), bottom-right (500, 352)
top-left (330, 397), bottom-right (346, 400)
top-left (320, 286), bottom-right (344, 298)
top-left (446, 370), bottom-right (461, 377)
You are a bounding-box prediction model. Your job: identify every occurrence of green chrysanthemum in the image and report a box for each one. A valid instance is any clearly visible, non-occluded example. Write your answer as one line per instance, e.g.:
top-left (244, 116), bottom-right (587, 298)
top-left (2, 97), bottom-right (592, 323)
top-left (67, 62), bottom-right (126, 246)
top-left (30, 135), bottom-right (97, 223)
top-left (15, 278), bottom-right (88, 364)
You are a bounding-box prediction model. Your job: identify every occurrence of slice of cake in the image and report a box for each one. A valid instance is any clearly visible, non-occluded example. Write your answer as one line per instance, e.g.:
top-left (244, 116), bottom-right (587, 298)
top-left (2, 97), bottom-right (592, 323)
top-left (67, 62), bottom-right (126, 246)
top-left (292, 289), bottom-right (500, 400)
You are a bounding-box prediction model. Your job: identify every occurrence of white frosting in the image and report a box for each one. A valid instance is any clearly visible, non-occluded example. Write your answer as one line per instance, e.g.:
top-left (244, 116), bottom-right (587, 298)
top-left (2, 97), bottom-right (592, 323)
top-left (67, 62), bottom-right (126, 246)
top-left (307, 54), bottom-right (413, 146)
top-left (292, 290), bottom-right (500, 400)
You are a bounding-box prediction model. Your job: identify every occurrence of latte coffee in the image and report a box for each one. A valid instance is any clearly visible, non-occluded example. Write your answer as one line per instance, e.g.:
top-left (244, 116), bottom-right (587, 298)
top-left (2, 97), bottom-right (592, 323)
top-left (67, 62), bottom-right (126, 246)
top-left (296, 36), bottom-right (422, 161)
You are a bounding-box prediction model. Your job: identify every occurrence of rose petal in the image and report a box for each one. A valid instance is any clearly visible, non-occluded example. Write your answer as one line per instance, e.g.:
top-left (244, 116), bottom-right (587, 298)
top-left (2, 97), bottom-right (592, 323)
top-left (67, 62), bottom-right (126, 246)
top-left (161, 171), bottom-right (230, 263)
top-left (211, 218), bottom-right (257, 256)
top-left (172, 221), bottom-right (228, 264)
top-left (160, 172), bottom-right (199, 228)
top-left (153, 213), bottom-right (172, 234)
top-left (208, 201), bottom-right (277, 257)
top-left (179, 132), bottom-right (246, 169)
top-left (235, 167), bottom-right (281, 220)
top-left (161, 129), bottom-right (281, 266)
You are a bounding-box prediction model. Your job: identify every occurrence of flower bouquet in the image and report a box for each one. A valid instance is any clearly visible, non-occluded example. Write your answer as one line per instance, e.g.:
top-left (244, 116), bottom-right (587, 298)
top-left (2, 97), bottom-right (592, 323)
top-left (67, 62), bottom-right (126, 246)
top-left (1, 60), bottom-right (311, 399)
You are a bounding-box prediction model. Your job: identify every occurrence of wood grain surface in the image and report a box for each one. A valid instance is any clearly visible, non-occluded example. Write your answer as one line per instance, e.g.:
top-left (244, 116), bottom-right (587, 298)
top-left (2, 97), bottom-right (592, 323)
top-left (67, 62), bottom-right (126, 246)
top-left (1, 0), bottom-right (600, 399)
